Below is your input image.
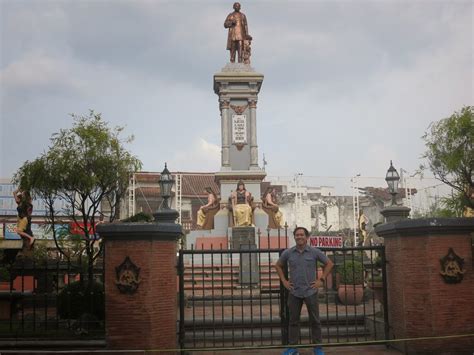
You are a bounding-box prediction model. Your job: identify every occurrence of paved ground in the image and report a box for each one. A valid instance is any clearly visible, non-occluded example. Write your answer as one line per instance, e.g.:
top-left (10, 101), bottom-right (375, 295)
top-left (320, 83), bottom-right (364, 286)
top-left (192, 344), bottom-right (402, 354)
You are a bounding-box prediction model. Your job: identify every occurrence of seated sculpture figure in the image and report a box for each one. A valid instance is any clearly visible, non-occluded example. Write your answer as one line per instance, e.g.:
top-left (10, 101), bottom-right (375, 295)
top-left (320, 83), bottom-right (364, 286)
top-left (262, 187), bottom-right (283, 229)
top-left (197, 187), bottom-right (220, 230)
top-left (230, 181), bottom-right (253, 227)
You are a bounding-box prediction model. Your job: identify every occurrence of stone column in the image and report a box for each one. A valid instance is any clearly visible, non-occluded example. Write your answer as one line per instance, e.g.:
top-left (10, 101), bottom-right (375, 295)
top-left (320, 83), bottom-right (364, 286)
top-left (249, 99), bottom-right (258, 169)
top-left (98, 221), bottom-right (182, 352)
top-left (220, 99), bottom-right (231, 169)
top-left (375, 218), bottom-right (474, 354)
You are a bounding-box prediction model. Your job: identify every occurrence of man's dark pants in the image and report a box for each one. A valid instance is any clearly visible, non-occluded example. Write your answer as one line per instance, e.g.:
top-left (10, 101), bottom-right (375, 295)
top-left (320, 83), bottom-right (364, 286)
top-left (288, 292), bottom-right (322, 345)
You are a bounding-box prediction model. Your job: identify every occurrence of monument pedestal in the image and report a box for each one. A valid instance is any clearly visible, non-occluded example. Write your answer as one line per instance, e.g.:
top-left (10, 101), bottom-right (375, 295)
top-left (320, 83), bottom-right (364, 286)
top-left (231, 227), bottom-right (259, 285)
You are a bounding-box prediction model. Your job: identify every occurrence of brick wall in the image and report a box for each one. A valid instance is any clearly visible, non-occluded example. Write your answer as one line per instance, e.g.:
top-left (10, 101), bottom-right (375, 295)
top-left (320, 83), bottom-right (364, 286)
top-left (377, 218), bottom-right (474, 354)
top-left (98, 222), bottom-right (181, 353)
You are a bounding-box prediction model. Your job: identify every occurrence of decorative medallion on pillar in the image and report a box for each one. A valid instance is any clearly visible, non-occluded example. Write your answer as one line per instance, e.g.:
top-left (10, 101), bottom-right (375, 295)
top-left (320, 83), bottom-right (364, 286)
top-left (115, 256), bottom-right (142, 294)
top-left (440, 248), bottom-right (465, 284)
top-left (230, 104), bottom-right (248, 114)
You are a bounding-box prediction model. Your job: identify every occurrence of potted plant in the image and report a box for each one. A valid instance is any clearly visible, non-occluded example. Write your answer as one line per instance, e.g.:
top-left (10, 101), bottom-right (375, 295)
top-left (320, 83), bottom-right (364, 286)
top-left (337, 260), bottom-right (364, 305)
top-left (367, 273), bottom-right (384, 306)
top-left (0, 265), bottom-right (11, 291)
top-left (0, 250), bottom-right (11, 291)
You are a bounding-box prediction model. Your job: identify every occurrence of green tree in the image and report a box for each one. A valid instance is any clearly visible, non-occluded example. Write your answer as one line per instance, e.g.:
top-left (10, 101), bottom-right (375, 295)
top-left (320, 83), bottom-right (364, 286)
top-left (421, 106), bottom-right (474, 215)
top-left (13, 111), bottom-right (142, 283)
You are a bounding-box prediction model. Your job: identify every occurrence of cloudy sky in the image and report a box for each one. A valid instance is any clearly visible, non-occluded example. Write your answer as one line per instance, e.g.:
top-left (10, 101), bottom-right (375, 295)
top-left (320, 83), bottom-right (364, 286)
top-left (1, 0), bottom-right (472, 192)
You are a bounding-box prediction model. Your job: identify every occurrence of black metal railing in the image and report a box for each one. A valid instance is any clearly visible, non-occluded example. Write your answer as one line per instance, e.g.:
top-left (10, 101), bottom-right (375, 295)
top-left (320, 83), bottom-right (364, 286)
top-left (0, 252), bottom-right (105, 339)
top-left (178, 231), bottom-right (388, 350)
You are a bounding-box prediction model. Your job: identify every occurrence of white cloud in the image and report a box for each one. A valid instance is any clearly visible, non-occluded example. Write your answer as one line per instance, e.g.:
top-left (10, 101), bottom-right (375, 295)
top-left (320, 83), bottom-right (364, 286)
top-left (171, 138), bottom-right (220, 172)
top-left (0, 52), bottom-right (83, 93)
top-left (0, 0), bottom-right (472, 195)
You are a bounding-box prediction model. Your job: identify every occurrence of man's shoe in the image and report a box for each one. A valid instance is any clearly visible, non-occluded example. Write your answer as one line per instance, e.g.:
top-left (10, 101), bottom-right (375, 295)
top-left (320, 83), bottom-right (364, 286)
top-left (313, 347), bottom-right (325, 355)
top-left (282, 348), bottom-right (299, 355)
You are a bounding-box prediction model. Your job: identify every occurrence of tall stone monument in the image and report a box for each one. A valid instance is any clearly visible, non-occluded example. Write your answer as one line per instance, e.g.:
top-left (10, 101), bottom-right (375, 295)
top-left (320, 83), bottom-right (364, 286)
top-left (214, 65), bottom-right (265, 199)
top-left (216, 2), bottom-right (265, 201)
top-left (187, 3), bottom-right (270, 262)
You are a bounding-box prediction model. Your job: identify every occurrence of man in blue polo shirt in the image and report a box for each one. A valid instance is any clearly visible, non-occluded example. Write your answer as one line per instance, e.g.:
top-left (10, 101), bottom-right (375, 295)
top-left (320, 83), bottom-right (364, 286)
top-left (275, 227), bottom-right (334, 355)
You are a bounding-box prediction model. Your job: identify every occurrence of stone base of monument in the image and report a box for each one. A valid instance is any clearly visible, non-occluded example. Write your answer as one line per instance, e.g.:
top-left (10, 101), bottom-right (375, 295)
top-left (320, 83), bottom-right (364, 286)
top-left (231, 227), bottom-right (259, 286)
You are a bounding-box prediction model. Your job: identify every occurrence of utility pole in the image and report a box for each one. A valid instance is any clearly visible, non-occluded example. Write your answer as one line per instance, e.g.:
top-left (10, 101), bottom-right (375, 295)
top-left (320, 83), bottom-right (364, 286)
top-left (128, 173), bottom-right (136, 218)
top-left (351, 174), bottom-right (360, 246)
top-left (400, 168), bottom-right (413, 216)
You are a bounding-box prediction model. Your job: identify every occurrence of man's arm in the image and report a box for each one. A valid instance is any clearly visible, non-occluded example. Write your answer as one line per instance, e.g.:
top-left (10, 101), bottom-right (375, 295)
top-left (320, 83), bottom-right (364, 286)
top-left (311, 258), bottom-right (334, 289)
top-left (224, 14), bottom-right (235, 28)
top-left (274, 260), bottom-right (292, 290)
top-left (320, 258), bottom-right (334, 280)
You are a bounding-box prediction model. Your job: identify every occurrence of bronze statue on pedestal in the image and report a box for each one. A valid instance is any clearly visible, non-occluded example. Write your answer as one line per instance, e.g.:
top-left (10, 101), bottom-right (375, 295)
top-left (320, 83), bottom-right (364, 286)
top-left (224, 2), bottom-right (252, 64)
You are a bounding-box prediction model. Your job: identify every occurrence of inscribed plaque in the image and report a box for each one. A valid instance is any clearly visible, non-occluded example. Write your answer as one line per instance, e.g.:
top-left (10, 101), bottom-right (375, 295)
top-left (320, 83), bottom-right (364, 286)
top-left (232, 115), bottom-right (247, 144)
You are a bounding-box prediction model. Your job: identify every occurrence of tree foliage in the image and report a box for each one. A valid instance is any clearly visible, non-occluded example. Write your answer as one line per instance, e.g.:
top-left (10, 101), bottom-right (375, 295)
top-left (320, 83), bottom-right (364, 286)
top-left (421, 106), bottom-right (474, 213)
top-left (13, 111), bottom-right (142, 280)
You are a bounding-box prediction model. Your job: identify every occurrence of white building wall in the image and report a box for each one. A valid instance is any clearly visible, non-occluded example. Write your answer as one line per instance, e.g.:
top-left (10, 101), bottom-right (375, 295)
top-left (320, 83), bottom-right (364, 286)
top-left (326, 204), bottom-right (340, 231)
top-left (280, 202), bottom-right (312, 231)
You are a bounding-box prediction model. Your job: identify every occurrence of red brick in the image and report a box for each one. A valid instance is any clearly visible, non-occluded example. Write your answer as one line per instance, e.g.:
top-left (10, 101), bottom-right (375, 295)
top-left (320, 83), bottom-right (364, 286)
top-left (382, 226), bottom-right (474, 354)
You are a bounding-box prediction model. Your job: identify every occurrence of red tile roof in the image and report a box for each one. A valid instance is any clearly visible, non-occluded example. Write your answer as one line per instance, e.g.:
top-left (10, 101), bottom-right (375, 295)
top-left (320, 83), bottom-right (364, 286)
top-left (135, 187), bottom-right (160, 198)
top-left (363, 187), bottom-right (417, 200)
top-left (133, 172), bottom-right (220, 198)
top-left (180, 174), bottom-right (220, 198)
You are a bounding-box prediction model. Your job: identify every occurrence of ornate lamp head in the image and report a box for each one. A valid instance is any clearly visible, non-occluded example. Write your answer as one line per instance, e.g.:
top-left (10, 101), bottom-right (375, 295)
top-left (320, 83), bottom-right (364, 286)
top-left (159, 163), bottom-right (174, 209)
top-left (385, 160), bottom-right (400, 206)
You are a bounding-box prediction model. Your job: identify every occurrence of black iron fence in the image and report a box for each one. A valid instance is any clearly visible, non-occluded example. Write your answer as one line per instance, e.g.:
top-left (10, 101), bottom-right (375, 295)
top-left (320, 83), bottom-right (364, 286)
top-left (0, 251), bottom-right (105, 339)
top-left (178, 235), bottom-right (388, 350)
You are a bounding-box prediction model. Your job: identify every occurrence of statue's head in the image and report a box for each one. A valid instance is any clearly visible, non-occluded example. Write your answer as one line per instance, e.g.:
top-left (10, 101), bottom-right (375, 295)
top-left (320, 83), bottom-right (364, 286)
top-left (205, 187), bottom-right (213, 194)
top-left (233, 2), bottom-right (241, 12)
top-left (237, 180), bottom-right (245, 191)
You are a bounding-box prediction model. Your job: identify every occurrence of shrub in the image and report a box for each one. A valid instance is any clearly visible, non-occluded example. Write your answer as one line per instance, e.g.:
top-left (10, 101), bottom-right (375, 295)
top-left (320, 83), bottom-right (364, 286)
top-left (57, 281), bottom-right (105, 320)
top-left (0, 267), bottom-right (10, 282)
top-left (338, 260), bottom-right (364, 284)
top-left (122, 212), bottom-right (153, 222)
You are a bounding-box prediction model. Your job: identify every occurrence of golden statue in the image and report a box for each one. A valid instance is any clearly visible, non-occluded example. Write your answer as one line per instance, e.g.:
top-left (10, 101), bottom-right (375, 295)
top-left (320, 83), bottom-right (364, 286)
top-left (463, 186), bottom-right (474, 217)
top-left (358, 210), bottom-right (369, 246)
top-left (224, 2), bottom-right (250, 63)
top-left (231, 181), bottom-right (253, 227)
top-left (262, 187), bottom-right (283, 228)
top-left (197, 187), bottom-right (220, 230)
top-left (242, 35), bottom-right (252, 64)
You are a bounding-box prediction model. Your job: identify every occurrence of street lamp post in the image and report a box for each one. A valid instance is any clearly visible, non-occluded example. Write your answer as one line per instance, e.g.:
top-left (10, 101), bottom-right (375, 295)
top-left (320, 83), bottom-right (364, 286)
top-left (154, 163), bottom-right (179, 223)
top-left (380, 161), bottom-right (410, 223)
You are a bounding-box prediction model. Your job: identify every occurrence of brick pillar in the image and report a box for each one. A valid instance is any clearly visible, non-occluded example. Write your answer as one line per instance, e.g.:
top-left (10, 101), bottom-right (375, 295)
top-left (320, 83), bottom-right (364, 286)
top-left (98, 222), bottom-right (182, 353)
top-left (375, 218), bottom-right (474, 354)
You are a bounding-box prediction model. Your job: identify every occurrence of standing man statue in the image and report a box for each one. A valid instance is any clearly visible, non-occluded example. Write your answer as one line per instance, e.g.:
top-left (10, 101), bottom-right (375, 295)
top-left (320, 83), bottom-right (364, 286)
top-left (224, 2), bottom-right (250, 63)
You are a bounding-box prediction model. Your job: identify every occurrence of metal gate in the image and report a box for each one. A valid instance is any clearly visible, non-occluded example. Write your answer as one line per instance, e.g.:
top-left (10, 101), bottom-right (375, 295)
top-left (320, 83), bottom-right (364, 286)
top-left (178, 243), bottom-right (388, 350)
